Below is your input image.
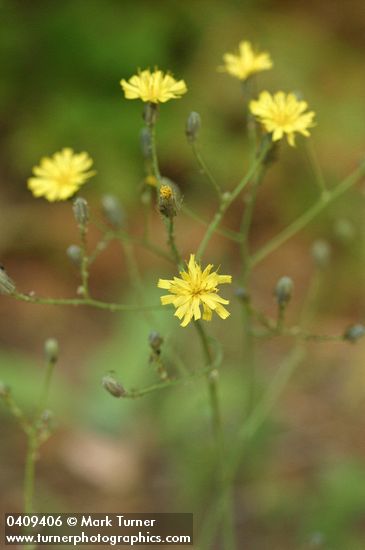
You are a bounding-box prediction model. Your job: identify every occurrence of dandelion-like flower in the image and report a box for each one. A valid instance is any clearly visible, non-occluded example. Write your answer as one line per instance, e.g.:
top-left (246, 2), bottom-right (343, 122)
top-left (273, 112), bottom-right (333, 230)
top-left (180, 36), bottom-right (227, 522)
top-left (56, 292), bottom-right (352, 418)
top-left (28, 148), bottom-right (95, 202)
top-left (158, 254), bottom-right (232, 327)
top-left (220, 40), bottom-right (272, 81)
top-left (120, 69), bottom-right (187, 104)
top-left (249, 91), bottom-right (316, 146)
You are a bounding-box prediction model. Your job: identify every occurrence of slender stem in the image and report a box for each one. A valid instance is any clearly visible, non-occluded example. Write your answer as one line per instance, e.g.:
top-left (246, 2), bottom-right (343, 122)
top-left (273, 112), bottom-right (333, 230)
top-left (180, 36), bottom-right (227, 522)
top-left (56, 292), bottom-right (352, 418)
top-left (305, 139), bottom-right (327, 193)
top-left (149, 120), bottom-right (161, 186)
top-left (36, 360), bottom-right (56, 418)
top-left (197, 145), bottom-right (269, 260)
top-left (13, 292), bottom-right (162, 312)
top-left (79, 224), bottom-right (90, 298)
top-left (251, 160), bottom-right (365, 267)
top-left (191, 141), bottom-right (222, 199)
top-left (1, 392), bottom-right (30, 434)
top-left (164, 217), bottom-right (183, 268)
top-left (125, 364), bottom-right (214, 398)
top-left (182, 205), bottom-right (242, 243)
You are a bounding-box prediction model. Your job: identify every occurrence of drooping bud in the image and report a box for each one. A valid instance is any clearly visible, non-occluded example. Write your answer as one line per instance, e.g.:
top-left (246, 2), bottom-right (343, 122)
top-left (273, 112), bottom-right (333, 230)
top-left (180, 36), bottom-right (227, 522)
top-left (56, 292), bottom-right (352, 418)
top-left (66, 245), bottom-right (82, 266)
top-left (158, 184), bottom-right (176, 219)
top-left (143, 102), bottom-right (158, 126)
top-left (0, 267), bottom-right (16, 296)
top-left (234, 287), bottom-right (249, 302)
top-left (44, 338), bottom-right (59, 364)
top-left (343, 324), bottom-right (365, 343)
top-left (185, 111), bottom-right (201, 143)
top-left (334, 218), bottom-right (356, 244)
top-left (72, 197), bottom-right (89, 227)
top-left (275, 276), bottom-right (294, 306)
top-left (140, 127), bottom-right (152, 159)
top-left (102, 374), bottom-right (126, 398)
top-left (149, 331), bottom-right (164, 353)
top-left (101, 194), bottom-right (124, 229)
top-left (311, 239), bottom-right (331, 269)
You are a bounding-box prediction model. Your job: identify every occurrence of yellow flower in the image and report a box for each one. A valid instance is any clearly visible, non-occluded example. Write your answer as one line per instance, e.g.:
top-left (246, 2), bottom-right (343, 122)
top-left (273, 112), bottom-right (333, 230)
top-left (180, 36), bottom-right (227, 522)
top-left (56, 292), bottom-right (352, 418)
top-left (249, 91), bottom-right (316, 146)
top-left (220, 40), bottom-right (272, 81)
top-left (120, 69), bottom-right (187, 104)
top-left (158, 254), bottom-right (232, 327)
top-left (28, 148), bottom-right (95, 202)
top-left (159, 184), bottom-right (173, 200)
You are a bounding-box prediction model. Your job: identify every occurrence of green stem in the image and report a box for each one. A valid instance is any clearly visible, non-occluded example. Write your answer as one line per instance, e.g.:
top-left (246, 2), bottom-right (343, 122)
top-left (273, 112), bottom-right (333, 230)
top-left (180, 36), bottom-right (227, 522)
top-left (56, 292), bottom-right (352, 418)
top-left (164, 217), bottom-right (183, 268)
top-left (79, 224), bottom-right (90, 298)
top-left (13, 292), bottom-right (161, 312)
top-left (251, 160), bottom-right (365, 267)
top-left (197, 145), bottom-right (269, 260)
top-left (149, 121), bottom-right (161, 186)
top-left (191, 141), bottom-right (222, 199)
top-left (305, 139), bottom-right (327, 193)
top-left (182, 205), bottom-right (242, 243)
top-left (125, 365), bottom-right (214, 398)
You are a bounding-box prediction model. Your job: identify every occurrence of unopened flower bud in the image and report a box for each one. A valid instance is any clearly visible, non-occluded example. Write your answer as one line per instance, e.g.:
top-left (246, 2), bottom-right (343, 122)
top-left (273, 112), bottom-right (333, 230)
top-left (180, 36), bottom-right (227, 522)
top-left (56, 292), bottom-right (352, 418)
top-left (158, 184), bottom-right (176, 219)
top-left (275, 276), bottom-right (294, 306)
top-left (102, 374), bottom-right (126, 398)
top-left (311, 239), bottom-right (331, 269)
top-left (140, 127), bottom-right (152, 159)
top-left (143, 102), bottom-right (158, 126)
top-left (149, 331), bottom-right (164, 352)
top-left (344, 324), bottom-right (365, 343)
top-left (234, 287), bottom-right (249, 302)
top-left (0, 267), bottom-right (16, 295)
top-left (334, 218), bottom-right (356, 244)
top-left (101, 194), bottom-right (124, 228)
top-left (73, 197), bottom-right (89, 226)
top-left (185, 111), bottom-right (201, 143)
top-left (0, 382), bottom-right (10, 398)
top-left (67, 245), bottom-right (82, 266)
top-left (44, 338), bottom-right (59, 364)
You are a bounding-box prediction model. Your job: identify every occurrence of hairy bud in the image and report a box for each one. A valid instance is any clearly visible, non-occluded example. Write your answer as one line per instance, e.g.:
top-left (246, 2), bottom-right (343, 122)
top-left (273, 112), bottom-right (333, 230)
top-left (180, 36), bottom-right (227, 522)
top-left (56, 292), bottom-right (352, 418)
top-left (311, 239), bottom-right (331, 269)
top-left (149, 331), bottom-right (164, 353)
top-left (67, 245), bottom-right (82, 266)
top-left (73, 197), bottom-right (89, 226)
top-left (44, 338), bottom-right (59, 364)
top-left (102, 374), bottom-right (126, 398)
top-left (275, 276), bottom-right (294, 306)
top-left (101, 194), bottom-right (124, 228)
top-left (185, 111), bottom-right (201, 143)
top-left (344, 324), bottom-right (365, 343)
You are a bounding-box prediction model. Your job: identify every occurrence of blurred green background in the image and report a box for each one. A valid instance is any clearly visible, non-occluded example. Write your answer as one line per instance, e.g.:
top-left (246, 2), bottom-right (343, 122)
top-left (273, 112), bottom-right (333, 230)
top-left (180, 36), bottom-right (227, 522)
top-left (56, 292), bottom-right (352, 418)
top-left (1, 1), bottom-right (365, 548)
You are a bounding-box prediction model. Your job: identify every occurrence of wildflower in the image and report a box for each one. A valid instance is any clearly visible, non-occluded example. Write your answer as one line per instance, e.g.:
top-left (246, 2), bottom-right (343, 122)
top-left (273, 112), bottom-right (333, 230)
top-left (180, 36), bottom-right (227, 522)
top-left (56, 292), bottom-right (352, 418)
top-left (249, 91), bottom-right (315, 146)
top-left (120, 69), bottom-right (187, 104)
top-left (28, 148), bottom-right (95, 202)
top-left (158, 254), bottom-right (232, 327)
top-left (158, 184), bottom-right (176, 218)
top-left (220, 40), bottom-right (272, 81)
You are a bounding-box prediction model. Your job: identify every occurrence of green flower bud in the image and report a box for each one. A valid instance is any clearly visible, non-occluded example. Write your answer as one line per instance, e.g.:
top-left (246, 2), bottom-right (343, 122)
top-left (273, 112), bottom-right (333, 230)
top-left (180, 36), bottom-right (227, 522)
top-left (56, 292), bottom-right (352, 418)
top-left (344, 324), bottom-right (365, 343)
top-left (44, 338), bottom-right (59, 364)
top-left (234, 287), bottom-right (249, 302)
top-left (275, 276), bottom-right (294, 306)
top-left (102, 374), bottom-right (126, 398)
top-left (334, 218), bottom-right (356, 244)
top-left (0, 267), bottom-right (16, 295)
top-left (185, 111), bottom-right (201, 143)
top-left (101, 194), bottom-right (124, 228)
top-left (73, 197), bottom-right (89, 226)
top-left (67, 245), bottom-right (82, 266)
top-left (149, 331), bottom-right (164, 352)
top-left (311, 239), bottom-right (331, 269)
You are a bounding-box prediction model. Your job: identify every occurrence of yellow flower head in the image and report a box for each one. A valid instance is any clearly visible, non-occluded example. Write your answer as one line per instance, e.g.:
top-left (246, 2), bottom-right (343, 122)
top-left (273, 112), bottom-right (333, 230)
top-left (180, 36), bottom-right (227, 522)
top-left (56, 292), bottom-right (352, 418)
top-left (159, 184), bottom-right (173, 200)
top-left (220, 40), bottom-right (272, 81)
top-left (158, 254), bottom-right (232, 327)
top-left (249, 91), bottom-right (316, 147)
top-left (120, 69), bottom-right (187, 104)
top-left (28, 148), bottom-right (95, 202)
